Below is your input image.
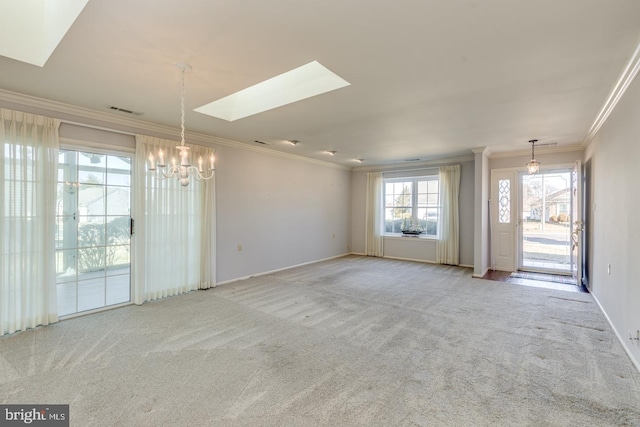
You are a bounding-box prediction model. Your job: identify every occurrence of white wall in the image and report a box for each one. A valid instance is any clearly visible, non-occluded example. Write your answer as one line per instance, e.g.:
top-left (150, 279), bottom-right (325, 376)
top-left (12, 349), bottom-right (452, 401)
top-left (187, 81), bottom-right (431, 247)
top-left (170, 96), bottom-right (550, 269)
top-left (1, 97), bottom-right (354, 285)
top-left (215, 145), bottom-right (352, 283)
top-left (350, 160), bottom-right (475, 267)
top-left (584, 72), bottom-right (640, 369)
top-left (473, 149), bottom-right (490, 277)
top-left (350, 171), bottom-right (367, 254)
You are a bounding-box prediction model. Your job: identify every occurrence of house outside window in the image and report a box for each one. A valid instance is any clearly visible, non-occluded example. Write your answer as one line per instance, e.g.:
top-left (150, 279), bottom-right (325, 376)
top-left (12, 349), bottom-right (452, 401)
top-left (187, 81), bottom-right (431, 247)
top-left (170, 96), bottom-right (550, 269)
top-left (383, 176), bottom-right (439, 237)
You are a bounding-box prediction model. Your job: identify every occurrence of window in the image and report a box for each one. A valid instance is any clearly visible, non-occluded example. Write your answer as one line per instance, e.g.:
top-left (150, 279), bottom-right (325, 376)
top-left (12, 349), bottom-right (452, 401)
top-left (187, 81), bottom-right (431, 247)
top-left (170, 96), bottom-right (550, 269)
top-left (498, 179), bottom-right (510, 224)
top-left (384, 176), bottom-right (439, 237)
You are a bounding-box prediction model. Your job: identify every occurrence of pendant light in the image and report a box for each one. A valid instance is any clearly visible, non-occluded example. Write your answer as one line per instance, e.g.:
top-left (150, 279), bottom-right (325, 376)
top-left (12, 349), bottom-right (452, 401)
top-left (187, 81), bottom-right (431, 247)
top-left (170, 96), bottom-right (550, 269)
top-left (527, 139), bottom-right (540, 174)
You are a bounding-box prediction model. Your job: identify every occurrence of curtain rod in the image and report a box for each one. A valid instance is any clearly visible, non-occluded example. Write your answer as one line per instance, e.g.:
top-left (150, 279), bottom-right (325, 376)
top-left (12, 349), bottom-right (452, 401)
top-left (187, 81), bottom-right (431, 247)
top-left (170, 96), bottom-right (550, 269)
top-left (60, 119), bottom-right (136, 136)
top-left (381, 166), bottom-right (441, 174)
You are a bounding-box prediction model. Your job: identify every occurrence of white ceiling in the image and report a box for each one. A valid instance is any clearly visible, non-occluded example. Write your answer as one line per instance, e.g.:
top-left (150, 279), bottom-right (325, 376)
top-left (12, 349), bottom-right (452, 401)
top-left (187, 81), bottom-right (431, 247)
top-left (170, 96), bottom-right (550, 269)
top-left (1, 0), bottom-right (639, 166)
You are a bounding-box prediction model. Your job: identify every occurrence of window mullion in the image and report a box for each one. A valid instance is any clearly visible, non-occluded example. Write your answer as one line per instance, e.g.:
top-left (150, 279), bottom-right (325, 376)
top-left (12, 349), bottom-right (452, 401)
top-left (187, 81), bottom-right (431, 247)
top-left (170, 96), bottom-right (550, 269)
top-left (412, 178), bottom-right (418, 217)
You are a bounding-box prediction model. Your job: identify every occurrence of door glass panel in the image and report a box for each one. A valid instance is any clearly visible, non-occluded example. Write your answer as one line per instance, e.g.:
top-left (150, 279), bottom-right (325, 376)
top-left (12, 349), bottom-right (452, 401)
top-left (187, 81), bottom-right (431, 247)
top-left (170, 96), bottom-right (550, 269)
top-left (106, 275), bottom-right (130, 306)
top-left (57, 282), bottom-right (76, 317)
top-left (56, 149), bottom-right (131, 316)
top-left (106, 216), bottom-right (130, 246)
top-left (498, 179), bottom-right (510, 224)
top-left (107, 245), bottom-right (129, 273)
top-left (79, 184), bottom-right (105, 216)
top-left (79, 168), bottom-right (105, 185)
top-left (107, 155), bottom-right (132, 186)
top-left (55, 217), bottom-right (77, 249)
top-left (106, 187), bottom-right (131, 215)
top-left (78, 247), bottom-right (105, 277)
top-left (78, 153), bottom-right (106, 184)
top-left (521, 171), bottom-right (571, 272)
top-left (77, 217), bottom-right (105, 248)
top-left (55, 249), bottom-right (77, 283)
top-left (77, 278), bottom-right (106, 312)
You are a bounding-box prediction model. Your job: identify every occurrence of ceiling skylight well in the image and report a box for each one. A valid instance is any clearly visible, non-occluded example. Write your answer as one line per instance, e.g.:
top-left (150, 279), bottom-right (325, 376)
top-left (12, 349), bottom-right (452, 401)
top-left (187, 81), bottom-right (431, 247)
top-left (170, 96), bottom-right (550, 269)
top-left (195, 61), bottom-right (351, 121)
top-left (0, 0), bottom-right (89, 67)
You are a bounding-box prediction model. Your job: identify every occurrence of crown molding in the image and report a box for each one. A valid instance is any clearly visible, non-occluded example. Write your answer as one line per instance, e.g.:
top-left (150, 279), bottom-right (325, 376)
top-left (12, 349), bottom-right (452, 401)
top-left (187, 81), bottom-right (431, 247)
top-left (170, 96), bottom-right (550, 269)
top-left (471, 146), bottom-right (491, 156)
top-left (352, 154), bottom-right (474, 173)
top-left (0, 88), bottom-right (350, 171)
top-left (583, 39), bottom-right (640, 148)
top-left (487, 143), bottom-right (583, 159)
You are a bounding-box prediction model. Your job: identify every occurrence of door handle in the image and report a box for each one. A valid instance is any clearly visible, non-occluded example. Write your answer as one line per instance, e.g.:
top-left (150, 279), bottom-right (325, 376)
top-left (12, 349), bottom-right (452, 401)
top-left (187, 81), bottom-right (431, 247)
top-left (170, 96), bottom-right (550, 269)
top-left (130, 218), bottom-right (135, 236)
top-left (571, 221), bottom-right (583, 250)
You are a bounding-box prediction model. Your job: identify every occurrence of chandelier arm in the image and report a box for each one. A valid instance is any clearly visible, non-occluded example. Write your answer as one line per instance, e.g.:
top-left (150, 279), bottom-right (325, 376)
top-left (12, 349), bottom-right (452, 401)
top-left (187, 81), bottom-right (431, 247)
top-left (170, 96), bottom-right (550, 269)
top-left (182, 166), bottom-right (215, 181)
top-left (157, 165), bottom-right (180, 179)
top-left (192, 168), bottom-right (215, 181)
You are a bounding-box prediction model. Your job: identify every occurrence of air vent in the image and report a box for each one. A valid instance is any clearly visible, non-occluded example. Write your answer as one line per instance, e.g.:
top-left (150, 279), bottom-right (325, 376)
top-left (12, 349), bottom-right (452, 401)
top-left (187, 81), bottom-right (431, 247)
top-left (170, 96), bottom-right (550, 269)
top-left (253, 140), bottom-right (270, 145)
top-left (535, 142), bottom-right (558, 147)
top-left (108, 106), bottom-right (143, 116)
top-left (404, 158), bottom-right (421, 162)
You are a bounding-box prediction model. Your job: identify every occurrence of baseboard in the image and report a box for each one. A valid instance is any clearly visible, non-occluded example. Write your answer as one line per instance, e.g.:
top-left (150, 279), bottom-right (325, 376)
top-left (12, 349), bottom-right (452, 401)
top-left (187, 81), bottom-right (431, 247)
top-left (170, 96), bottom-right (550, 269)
top-left (591, 292), bottom-right (640, 373)
top-left (382, 255), bottom-right (438, 264)
top-left (216, 253), bottom-right (351, 286)
top-left (379, 255), bottom-right (473, 270)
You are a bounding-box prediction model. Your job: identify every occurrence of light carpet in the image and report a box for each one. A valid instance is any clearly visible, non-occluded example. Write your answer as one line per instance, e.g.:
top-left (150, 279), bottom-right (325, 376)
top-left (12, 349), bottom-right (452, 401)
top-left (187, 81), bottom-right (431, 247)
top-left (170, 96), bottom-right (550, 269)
top-left (1, 255), bottom-right (639, 426)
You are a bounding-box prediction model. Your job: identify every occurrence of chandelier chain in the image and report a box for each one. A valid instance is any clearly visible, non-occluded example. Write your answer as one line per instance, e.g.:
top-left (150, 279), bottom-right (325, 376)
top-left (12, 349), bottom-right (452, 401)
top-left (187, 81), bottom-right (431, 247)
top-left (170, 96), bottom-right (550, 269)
top-left (180, 67), bottom-right (186, 146)
top-left (531, 140), bottom-right (535, 159)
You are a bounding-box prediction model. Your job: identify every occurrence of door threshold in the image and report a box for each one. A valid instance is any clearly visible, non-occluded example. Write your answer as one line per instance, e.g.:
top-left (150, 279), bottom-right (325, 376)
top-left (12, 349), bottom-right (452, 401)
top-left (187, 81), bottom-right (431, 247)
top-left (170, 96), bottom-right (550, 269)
top-left (518, 268), bottom-right (572, 276)
top-left (482, 270), bottom-right (588, 293)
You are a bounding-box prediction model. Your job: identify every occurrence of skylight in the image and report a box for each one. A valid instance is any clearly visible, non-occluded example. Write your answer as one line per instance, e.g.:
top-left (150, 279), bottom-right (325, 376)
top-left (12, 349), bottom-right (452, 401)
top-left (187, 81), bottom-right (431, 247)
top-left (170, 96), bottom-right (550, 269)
top-left (195, 61), bottom-right (350, 121)
top-left (0, 0), bottom-right (89, 67)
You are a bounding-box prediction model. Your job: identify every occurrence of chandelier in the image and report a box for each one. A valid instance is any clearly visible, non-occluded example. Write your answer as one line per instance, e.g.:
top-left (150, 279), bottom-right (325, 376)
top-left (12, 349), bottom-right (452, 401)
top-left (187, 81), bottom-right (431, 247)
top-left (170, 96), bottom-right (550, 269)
top-left (147, 63), bottom-right (215, 186)
top-left (527, 139), bottom-right (540, 174)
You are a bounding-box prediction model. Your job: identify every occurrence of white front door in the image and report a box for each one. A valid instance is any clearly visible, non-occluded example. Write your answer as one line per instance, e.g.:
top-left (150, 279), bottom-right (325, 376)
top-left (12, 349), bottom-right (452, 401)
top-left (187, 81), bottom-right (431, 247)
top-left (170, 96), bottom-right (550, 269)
top-left (491, 170), bottom-right (517, 271)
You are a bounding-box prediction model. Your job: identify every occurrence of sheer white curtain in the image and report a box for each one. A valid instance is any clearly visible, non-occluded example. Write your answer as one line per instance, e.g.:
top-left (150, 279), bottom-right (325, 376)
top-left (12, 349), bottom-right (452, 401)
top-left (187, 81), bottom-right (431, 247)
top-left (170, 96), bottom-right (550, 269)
top-left (1, 109), bottom-right (59, 336)
top-left (134, 135), bottom-right (216, 305)
top-left (365, 172), bottom-right (384, 257)
top-left (437, 165), bottom-right (460, 265)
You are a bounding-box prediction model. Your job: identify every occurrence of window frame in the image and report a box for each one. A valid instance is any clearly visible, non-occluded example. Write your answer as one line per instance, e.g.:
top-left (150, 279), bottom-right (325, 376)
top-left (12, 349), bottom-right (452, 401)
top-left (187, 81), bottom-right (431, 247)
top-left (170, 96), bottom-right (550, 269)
top-left (383, 175), bottom-right (440, 239)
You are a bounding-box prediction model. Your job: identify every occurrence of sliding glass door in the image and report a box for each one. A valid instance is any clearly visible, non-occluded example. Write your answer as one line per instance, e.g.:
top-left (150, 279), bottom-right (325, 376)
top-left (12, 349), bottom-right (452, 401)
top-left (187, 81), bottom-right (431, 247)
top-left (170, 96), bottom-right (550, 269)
top-left (55, 150), bottom-right (132, 316)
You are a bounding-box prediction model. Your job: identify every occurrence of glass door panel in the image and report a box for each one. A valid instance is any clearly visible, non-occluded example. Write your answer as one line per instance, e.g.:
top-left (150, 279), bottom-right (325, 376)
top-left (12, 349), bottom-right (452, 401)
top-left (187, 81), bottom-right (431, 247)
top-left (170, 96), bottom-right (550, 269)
top-left (56, 149), bottom-right (132, 316)
top-left (520, 171), bottom-right (572, 272)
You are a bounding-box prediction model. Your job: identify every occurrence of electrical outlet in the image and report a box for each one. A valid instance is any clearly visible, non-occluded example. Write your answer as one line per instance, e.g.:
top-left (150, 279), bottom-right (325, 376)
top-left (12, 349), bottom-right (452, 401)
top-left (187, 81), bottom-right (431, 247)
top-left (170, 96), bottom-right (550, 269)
top-left (332, 233), bottom-right (335, 239)
top-left (237, 244), bottom-right (243, 252)
top-left (607, 263), bottom-right (611, 274)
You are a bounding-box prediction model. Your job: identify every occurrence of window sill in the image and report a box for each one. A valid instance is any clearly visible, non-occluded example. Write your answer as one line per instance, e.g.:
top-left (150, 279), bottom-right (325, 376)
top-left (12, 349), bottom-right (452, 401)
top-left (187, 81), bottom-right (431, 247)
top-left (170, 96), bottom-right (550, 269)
top-left (384, 235), bottom-right (438, 241)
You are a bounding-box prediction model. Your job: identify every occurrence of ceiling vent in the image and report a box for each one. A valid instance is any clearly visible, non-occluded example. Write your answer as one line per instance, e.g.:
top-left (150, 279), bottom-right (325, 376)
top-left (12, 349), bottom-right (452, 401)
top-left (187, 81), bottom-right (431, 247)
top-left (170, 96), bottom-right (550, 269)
top-left (108, 106), bottom-right (143, 116)
top-left (404, 158), bottom-right (421, 162)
